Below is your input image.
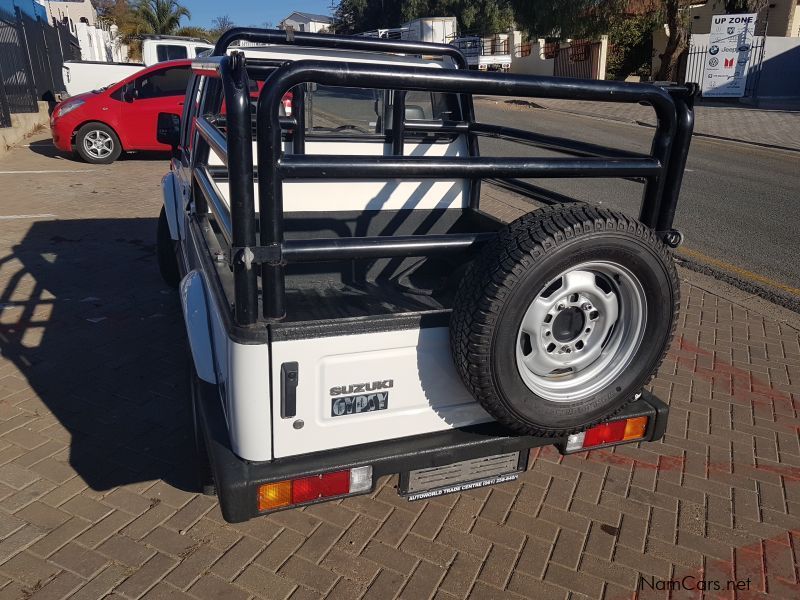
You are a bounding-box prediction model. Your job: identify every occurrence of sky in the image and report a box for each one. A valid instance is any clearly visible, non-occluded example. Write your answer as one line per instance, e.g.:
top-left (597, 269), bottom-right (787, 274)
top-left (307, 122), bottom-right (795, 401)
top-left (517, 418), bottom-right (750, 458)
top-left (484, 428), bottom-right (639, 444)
top-left (183, 0), bottom-right (335, 29)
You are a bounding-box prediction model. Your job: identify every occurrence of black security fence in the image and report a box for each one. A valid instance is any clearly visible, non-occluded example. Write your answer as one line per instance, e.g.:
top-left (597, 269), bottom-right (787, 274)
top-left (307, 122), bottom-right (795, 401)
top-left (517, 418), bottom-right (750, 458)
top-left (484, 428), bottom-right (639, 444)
top-left (0, 6), bottom-right (78, 127)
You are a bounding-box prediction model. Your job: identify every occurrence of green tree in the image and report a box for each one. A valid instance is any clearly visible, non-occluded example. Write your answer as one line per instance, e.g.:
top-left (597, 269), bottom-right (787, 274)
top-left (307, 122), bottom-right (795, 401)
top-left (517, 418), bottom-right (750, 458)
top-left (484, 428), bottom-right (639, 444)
top-left (511, 0), bottom-right (624, 39)
top-left (606, 12), bottom-right (659, 79)
top-left (134, 0), bottom-right (191, 35)
top-left (175, 25), bottom-right (211, 39)
top-left (334, 0), bottom-right (513, 35)
top-left (653, 0), bottom-right (688, 81)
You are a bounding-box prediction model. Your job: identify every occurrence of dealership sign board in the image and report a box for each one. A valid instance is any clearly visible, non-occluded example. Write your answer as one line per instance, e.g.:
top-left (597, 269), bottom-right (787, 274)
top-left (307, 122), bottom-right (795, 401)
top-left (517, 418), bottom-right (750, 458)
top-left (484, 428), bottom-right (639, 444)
top-left (702, 13), bottom-right (756, 97)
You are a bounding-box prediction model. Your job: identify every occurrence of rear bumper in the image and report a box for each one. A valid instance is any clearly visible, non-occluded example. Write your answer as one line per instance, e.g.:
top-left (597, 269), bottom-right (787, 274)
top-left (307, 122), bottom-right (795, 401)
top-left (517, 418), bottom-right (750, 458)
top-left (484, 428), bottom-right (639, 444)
top-left (197, 379), bottom-right (668, 523)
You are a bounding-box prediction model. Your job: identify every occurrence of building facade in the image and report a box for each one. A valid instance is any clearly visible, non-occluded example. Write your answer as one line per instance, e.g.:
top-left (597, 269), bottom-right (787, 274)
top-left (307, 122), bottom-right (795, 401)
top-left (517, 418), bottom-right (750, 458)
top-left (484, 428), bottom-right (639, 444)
top-left (279, 11), bottom-right (333, 34)
top-left (37, 0), bottom-right (96, 27)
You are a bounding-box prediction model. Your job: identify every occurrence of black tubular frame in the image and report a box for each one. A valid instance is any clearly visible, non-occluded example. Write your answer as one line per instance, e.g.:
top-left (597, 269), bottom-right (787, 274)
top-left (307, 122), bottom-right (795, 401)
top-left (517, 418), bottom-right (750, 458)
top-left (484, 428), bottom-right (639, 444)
top-left (199, 28), bottom-right (696, 325)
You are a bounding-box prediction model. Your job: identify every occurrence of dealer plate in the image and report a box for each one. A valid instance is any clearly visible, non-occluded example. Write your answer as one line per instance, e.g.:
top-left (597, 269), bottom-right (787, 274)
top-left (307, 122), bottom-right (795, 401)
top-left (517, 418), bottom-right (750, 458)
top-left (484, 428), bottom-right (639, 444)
top-left (399, 452), bottom-right (525, 501)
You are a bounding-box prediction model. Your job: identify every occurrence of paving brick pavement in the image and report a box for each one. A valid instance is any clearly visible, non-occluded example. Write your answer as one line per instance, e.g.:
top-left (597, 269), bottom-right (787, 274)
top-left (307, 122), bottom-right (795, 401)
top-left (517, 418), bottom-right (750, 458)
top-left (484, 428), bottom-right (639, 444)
top-left (0, 134), bottom-right (798, 599)
top-left (476, 96), bottom-right (800, 151)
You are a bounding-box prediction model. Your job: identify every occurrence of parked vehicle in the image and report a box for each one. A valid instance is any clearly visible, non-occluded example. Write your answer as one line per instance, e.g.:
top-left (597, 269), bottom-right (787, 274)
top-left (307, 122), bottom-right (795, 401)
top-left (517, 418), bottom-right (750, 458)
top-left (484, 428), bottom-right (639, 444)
top-left (156, 28), bottom-right (695, 523)
top-left (450, 35), bottom-right (512, 71)
top-left (62, 36), bottom-right (212, 97)
top-left (140, 35), bottom-right (213, 65)
top-left (361, 16), bottom-right (457, 43)
top-left (62, 61), bottom-right (144, 98)
top-left (51, 60), bottom-right (191, 164)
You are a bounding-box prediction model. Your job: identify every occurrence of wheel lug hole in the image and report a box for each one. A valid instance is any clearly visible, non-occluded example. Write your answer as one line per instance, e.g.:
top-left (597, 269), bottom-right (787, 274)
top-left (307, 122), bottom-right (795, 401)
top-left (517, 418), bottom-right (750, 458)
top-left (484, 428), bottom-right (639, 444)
top-left (585, 328), bottom-right (591, 334)
top-left (581, 303), bottom-right (592, 311)
top-left (544, 331), bottom-right (551, 337)
top-left (556, 304), bottom-right (565, 311)
top-left (561, 345), bottom-right (571, 353)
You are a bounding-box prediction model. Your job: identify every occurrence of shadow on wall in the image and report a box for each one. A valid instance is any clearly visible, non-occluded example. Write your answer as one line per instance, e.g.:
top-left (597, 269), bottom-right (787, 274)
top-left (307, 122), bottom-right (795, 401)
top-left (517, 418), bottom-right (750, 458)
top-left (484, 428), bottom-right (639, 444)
top-left (0, 217), bottom-right (197, 492)
top-left (754, 40), bottom-right (800, 100)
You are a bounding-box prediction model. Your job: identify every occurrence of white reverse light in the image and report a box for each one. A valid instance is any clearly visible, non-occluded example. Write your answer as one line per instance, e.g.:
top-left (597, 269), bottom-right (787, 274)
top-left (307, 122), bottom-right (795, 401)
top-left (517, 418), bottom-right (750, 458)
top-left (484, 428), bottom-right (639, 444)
top-left (565, 432), bottom-right (585, 452)
top-left (349, 465), bottom-right (373, 493)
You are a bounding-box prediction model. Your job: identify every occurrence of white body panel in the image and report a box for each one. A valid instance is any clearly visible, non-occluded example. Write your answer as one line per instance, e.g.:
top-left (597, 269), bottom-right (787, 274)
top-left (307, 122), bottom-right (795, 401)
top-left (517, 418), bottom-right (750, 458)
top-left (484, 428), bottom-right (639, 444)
top-left (62, 61), bottom-right (142, 97)
top-left (142, 39), bottom-right (213, 66)
top-left (211, 140), bottom-right (469, 212)
top-left (402, 18), bottom-right (458, 45)
top-left (225, 337), bottom-right (272, 461)
top-left (269, 328), bottom-right (492, 458)
top-left (475, 54), bottom-right (512, 70)
top-left (188, 247), bottom-right (274, 462)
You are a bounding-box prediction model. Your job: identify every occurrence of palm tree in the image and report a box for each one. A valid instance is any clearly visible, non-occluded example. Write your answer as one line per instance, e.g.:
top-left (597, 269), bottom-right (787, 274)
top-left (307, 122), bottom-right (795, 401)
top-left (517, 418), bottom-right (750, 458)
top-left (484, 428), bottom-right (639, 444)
top-left (135, 0), bottom-right (191, 35)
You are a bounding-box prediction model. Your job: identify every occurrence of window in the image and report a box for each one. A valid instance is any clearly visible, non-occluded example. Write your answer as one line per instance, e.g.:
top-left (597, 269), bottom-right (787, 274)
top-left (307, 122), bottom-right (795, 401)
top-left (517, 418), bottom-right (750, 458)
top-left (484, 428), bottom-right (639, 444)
top-left (402, 91), bottom-right (462, 124)
top-left (137, 66), bottom-right (191, 99)
top-left (195, 46), bottom-right (209, 57)
top-left (305, 85), bottom-right (384, 135)
top-left (404, 91), bottom-right (434, 120)
top-left (156, 44), bottom-right (189, 62)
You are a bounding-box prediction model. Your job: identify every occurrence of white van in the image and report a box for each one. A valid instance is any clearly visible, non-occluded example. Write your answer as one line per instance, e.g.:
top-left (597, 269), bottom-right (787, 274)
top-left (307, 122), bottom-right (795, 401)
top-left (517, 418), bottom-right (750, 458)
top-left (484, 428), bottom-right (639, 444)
top-left (140, 35), bottom-right (214, 64)
top-left (63, 36), bottom-right (213, 97)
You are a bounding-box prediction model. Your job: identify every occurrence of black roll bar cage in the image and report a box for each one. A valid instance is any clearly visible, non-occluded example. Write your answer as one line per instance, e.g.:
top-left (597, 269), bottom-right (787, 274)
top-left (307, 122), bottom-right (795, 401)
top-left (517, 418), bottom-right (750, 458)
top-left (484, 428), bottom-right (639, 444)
top-left (196, 28), bottom-right (695, 326)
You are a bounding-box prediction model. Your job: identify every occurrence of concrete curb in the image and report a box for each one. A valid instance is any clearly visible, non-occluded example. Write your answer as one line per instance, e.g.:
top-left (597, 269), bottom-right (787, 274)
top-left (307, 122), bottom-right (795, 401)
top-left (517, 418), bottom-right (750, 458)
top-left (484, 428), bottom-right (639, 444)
top-left (0, 102), bottom-right (50, 160)
top-left (677, 265), bottom-right (800, 331)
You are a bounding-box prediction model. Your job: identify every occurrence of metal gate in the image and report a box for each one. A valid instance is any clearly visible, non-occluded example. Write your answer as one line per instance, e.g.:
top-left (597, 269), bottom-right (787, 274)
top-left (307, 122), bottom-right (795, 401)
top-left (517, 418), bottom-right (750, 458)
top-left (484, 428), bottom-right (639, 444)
top-left (0, 9), bottom-right (38, 123)
top-left (682, 37), bottom-right (766, 96)
top-left (0, 7), bottom-right (78, 127)
top-left (553, 40), bottom-right (602, 79)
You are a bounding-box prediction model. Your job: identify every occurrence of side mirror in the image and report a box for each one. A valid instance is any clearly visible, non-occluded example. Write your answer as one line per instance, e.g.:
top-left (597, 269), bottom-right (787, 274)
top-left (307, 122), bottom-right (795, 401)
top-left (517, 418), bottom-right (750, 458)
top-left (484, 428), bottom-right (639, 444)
top-left (156, 112), bottom-right (181, 151)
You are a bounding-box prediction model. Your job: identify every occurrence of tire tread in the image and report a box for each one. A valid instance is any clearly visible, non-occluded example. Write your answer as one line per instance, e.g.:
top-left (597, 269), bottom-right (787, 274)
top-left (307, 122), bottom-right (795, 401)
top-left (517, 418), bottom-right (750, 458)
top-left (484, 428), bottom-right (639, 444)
top-left (450, 204), bottom-right (680, 437)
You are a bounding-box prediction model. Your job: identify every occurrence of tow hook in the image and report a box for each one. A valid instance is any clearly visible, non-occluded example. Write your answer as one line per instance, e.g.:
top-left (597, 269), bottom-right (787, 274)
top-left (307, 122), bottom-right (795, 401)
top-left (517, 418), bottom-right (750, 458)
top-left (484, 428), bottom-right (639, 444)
top-left (662, 229), bottom-right (684, 248)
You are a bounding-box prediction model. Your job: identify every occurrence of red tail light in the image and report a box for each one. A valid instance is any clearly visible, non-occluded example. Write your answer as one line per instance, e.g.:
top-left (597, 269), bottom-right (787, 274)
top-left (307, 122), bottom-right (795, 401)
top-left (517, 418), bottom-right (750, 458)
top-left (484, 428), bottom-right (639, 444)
top-left (258, 466), bottom-right (372, 512)
top-left (565, 416), bottom-right (649, 452)
top-left (281, 92), bottom-right (293, 116)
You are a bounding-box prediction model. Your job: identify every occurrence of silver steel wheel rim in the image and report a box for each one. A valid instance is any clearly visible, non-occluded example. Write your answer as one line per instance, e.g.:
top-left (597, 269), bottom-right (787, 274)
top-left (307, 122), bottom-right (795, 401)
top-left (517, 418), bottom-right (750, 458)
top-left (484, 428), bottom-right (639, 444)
top-left (83, 130), bottom-right (113, 159)
top-left (515, 261), bottom-right (647, 403)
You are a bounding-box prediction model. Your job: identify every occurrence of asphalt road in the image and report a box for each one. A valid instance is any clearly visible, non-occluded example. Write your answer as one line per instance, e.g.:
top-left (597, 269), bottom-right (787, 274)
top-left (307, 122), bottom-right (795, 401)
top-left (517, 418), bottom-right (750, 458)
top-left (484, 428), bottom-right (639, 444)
top-left (474, 97), bottom-right (800, 294)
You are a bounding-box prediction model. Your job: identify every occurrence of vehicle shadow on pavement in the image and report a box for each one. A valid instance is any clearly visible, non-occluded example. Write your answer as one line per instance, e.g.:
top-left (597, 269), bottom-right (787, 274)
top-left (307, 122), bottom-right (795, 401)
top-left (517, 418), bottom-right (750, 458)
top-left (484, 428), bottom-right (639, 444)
top-left (0, 217), bottom-right (198, 493)
top-left (27, 139), bottom-right (172, 163)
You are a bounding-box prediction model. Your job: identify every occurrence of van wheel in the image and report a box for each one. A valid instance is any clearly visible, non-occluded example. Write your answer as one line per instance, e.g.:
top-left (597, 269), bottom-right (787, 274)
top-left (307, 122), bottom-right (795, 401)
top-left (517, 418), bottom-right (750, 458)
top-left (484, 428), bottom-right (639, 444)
top-left (450, 204), bottom-right (679, 436)
top-left (157, 207), bottom-right (180, 288)
top-left (75, 123), bottom-right (121, 164)
top-left (189, 367), bottom-right (216, 496)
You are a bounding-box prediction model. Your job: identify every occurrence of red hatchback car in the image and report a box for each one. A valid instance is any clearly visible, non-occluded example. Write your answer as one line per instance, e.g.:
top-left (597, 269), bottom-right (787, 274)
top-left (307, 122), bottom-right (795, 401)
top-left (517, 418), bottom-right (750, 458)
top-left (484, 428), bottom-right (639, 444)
top-left (51, 59), bottom-right (191, 164)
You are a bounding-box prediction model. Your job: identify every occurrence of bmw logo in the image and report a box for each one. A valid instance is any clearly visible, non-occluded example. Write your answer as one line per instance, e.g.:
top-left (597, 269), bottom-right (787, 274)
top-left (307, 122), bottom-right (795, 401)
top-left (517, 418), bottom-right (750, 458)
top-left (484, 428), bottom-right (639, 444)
top-left (709, 45), bottom-right (719, 55)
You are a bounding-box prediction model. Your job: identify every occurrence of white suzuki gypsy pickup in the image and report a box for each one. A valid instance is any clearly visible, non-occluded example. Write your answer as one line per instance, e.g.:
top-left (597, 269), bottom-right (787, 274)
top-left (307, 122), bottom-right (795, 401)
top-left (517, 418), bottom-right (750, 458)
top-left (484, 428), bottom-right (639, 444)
top-left (155, 28), bottom-right (694, 523)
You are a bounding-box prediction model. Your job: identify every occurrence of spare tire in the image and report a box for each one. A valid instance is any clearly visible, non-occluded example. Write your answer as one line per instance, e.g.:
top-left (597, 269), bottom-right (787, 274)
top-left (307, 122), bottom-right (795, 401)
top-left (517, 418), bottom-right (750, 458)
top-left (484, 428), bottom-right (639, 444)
top-left (450, 204), bottom-right (679, 436)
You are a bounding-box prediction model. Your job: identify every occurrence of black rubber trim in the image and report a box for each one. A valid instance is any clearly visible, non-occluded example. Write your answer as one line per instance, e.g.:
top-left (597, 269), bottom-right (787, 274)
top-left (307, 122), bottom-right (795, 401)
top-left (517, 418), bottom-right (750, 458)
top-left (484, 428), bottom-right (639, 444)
top-left (269, 311), bottom-right (451, 341)
top-left (195, 378), bottom-right (667, 523)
